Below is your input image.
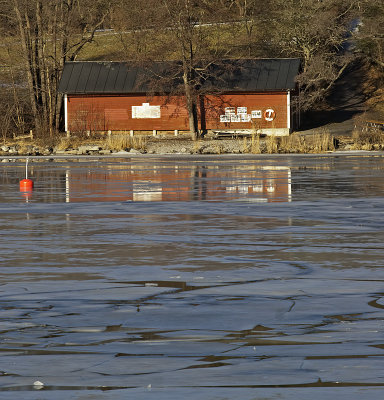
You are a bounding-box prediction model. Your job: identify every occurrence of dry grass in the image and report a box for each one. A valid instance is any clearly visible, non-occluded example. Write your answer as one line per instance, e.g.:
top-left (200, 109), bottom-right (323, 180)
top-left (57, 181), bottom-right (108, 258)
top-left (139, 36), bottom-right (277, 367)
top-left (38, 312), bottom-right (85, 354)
top-left (250, 133), bottom-right (261, 154)
top-left (105, 134), bottom-right (147, 151)
top-left (312, 132), bottom-right (335, 153)
top-left (213, 142), bottom-right (225, 154)
top-left (280, 135), bottom-right (308, 153)
top-left (279, 132), bottom-right (335, 153)
top-left (192, 140), bottom-right (203, 153)
top-left (352, 127), bottom-right (384, 150)
top-left (240, 137), bottom-right (249, 153)
top-left (266, 135), bottom-right (279, 154)
top-left (55, 136), bottom-right (77, 150)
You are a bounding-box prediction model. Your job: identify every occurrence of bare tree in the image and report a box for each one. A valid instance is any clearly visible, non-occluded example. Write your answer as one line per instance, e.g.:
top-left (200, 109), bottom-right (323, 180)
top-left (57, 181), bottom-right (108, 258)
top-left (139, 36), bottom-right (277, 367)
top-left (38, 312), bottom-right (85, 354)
top-left (264, 0), bottom-right (361, 110)
top-left (3, 0), bottom-right (382, 137)
top-left (10, 0), bottom-right (110, 137)
top-left (115, 0), bottom-right (239, 139)
top-left (356, 0), bottom-right (384, 70)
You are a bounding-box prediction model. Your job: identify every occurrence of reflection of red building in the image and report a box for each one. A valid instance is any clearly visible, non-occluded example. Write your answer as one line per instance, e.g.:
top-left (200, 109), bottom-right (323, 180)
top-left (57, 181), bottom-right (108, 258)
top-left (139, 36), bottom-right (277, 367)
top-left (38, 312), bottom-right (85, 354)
top-left (65, 165), bottom-right (291, 203)
top-left (59, 59), bottom-right (300, 137)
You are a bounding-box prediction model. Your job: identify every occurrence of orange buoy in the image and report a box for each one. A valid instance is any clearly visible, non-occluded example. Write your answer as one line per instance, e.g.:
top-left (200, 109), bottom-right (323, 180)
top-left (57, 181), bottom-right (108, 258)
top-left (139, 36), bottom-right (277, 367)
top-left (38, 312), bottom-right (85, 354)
top-left (20, 178), bottom-right (34, 191)
top-left (20, 157), bottom-right (34, 192)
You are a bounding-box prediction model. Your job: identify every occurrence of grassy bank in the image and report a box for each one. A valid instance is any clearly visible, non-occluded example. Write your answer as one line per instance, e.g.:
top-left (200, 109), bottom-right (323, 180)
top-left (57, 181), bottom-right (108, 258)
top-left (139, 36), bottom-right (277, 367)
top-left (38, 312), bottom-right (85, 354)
top-left (1, 125), bottom-right (384, 156)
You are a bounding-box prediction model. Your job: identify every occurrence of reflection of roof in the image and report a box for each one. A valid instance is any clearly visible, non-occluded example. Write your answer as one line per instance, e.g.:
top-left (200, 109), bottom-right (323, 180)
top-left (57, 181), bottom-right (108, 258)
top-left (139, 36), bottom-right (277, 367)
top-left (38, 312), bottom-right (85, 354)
top-left (59, 59), bottom-right (300, 94)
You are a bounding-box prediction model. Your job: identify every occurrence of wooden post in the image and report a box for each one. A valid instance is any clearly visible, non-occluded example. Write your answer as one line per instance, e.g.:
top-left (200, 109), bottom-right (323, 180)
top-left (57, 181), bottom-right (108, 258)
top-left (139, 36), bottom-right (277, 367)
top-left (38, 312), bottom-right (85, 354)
top-left (153, 130), bottom-right (157, 137)
top-left (86, 130), bottom-right (90, 137)
top-left (66, 130), bottom-right (71, 138)
top-left (130, 130), bottom-right (134, 137)
top-left (107, 130), bottom-right (111, 137)
top-left (174, 130), bottom-right (178, 136)
top-left (29, 130), bottom-right (33, 139)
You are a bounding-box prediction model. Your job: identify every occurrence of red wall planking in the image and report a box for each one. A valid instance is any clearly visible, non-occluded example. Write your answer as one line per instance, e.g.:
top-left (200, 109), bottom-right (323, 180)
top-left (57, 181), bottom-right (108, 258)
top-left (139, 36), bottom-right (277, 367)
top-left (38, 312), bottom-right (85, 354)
top-left (67, 94), bottom-right (189, 131)
top-left (204, 92), bottom-right (287, 130)
top-left (66, 92), bottom-right (288, 132)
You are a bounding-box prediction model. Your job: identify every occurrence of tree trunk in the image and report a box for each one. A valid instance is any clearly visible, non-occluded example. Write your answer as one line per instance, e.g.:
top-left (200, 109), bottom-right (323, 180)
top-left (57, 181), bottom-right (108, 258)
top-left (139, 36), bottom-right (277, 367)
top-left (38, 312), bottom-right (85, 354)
top-left (12, 0), bottom-right (40, 131)
top-left (36, 0), bottom-right (49, 133)
top-left (183, 70), bottom-right (199, 140)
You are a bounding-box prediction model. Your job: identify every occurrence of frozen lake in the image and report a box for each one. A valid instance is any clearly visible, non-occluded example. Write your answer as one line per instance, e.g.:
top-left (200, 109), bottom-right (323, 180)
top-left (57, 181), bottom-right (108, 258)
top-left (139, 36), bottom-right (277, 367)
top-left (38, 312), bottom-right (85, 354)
top-left (1, 154), bottom-right (384, 399)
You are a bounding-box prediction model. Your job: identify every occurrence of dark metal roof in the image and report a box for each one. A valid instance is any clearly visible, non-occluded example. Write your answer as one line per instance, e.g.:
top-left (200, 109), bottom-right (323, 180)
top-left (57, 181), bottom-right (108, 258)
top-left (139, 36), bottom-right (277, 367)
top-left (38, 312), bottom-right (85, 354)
top-left (58, 59), bottom-right (300, 94)
top-left (206, 58), bottom-right (301, 92)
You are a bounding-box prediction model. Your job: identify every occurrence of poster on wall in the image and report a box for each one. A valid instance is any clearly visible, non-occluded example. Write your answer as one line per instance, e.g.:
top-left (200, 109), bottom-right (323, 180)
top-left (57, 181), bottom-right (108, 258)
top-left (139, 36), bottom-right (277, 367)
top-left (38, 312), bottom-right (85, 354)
top-left (251, 110), bottom-right (262, 119)
top-left (237, 107), bottom-right (247, 115)
top-left (220, 106), bottom-right (254, 123)
top-left (231, 114), bottom-right (241, 123)
top-left (220, 115), bottom-right (230, 123)
top-left (132, 103), bottom-right (161, 118)
top-left (225, 107), bottom-right (236, 116)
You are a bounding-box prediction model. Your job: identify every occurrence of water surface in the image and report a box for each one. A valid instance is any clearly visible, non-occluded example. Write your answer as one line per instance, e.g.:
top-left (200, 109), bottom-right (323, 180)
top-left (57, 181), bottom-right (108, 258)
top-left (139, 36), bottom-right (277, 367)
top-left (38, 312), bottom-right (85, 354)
top-left (1, 154), bottom-right (384, 399)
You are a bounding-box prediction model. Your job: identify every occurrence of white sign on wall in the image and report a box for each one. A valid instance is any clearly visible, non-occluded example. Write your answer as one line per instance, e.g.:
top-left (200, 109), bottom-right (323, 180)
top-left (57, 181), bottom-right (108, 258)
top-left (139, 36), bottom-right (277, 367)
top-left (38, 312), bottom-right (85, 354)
top-left (220, 115), bottom-right (230, 123)
top-left (251, 110), bottom-right (262, 119)
top-left (219, 106), bottom-right (259, 123)
top-left (241, 114), bottom-right (251, 122)
top-left (132, 103), bottom-right (161, 119)
top-left (237, 107), bottom-right (247, 115)
top-left (225, 107), bottom-right (236, 116)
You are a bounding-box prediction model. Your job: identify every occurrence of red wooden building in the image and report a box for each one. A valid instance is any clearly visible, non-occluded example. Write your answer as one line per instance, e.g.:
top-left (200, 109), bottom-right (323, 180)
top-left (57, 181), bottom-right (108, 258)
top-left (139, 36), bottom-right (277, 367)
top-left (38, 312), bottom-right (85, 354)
top-left (59, 59), bottom-right (300, 136)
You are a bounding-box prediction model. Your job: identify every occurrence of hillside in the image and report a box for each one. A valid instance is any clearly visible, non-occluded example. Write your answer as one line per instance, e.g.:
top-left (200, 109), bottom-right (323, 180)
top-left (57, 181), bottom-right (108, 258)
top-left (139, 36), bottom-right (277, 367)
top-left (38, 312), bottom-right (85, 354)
top-left (1, 0), bottom-right (383, 140)
top-left (298, 59), bottom-right (383, 137)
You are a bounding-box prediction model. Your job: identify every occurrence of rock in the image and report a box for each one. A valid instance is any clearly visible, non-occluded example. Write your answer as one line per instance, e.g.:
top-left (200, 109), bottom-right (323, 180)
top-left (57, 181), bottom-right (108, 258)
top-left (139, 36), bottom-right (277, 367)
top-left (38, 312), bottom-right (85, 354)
top-left (77, 145), bottom-right (101, 154)
top-left (129, 148), bottom-right (142, 154)
top-left (8, 146), bottom-right (18, 154)
top-left (99, 149), bottom-right (112, 155)
top-left (114, 150), bottom-right (130, 155)
top-left (42, 149), bottom-right (53, 155)
top-left (1, 146), bottom-right (9, 152)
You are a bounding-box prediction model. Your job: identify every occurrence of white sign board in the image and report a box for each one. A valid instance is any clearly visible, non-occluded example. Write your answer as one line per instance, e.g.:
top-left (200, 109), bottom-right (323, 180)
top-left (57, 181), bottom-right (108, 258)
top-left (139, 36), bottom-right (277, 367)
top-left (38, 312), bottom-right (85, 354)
top-left (241, 114), bottom-right (251, 122)
top-left (225, 107), bottom-right (236, 116)
top-left (132, 103), bottom-right (161, 119)
top-left (220, 106), bottom-right (254, 123)
top-left (251, 110), bottom-right (262, 119)
top-left (237, 107), bottom-right (247, 115)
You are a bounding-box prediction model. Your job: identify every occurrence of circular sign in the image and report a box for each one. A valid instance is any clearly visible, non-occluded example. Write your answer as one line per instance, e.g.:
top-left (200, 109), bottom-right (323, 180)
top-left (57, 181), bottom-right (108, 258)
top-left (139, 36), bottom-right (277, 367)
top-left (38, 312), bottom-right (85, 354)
top-left (264, 109), bottom-right (276, 122)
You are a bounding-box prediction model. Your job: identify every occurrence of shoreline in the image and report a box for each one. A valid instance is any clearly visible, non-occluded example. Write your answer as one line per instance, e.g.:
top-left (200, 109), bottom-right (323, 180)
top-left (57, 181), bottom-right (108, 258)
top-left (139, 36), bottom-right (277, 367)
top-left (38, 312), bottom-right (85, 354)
top-left (1, 129), bottom-right (383, 158)
top-left (1, 149), bottom-right (383, 162)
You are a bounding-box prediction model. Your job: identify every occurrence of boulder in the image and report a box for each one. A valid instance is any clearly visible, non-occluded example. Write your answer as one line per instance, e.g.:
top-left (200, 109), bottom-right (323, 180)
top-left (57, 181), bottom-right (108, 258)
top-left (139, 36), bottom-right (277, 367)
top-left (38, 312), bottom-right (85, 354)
top-left (114, 150), bottom-right (130, 155)
top-left (129, 148), bottom-right (143, 154)
top-left (78, 145), bottom-right (101, 154)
